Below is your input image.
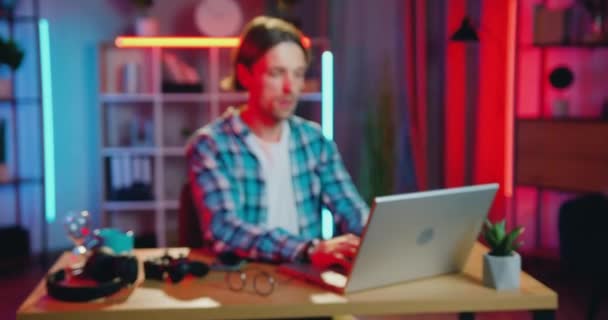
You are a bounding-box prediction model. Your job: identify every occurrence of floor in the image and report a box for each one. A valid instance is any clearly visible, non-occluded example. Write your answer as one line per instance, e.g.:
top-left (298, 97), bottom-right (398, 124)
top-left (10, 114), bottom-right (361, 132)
top-left (1, 254), bottom-right (606, 320)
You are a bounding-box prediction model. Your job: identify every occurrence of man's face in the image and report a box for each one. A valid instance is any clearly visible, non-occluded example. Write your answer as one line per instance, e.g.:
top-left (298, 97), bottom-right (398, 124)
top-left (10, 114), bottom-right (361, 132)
top-left (240, 42), bottom-right (307, 122)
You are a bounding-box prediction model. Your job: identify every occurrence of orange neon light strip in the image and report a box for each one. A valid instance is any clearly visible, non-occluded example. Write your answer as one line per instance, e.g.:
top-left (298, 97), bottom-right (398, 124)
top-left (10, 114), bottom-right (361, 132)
top-left (115, 36), bottom-right (311, 48)
top-left (504, 0), bottom-right (518, 198)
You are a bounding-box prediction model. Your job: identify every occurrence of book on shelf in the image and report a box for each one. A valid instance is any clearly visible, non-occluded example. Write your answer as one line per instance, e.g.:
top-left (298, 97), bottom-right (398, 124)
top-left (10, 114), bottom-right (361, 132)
top-left (0, 118), bottom-right (9, 182)
top-left (108, 154), bottom-right (153, 201)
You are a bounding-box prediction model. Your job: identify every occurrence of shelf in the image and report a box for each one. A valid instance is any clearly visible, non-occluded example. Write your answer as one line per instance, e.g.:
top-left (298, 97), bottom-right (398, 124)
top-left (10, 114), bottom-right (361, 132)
top-left (101, 147), bottom-right (156, 156)
top-left (299, 92), bottom-right (323, 101)
top-left (161, 93), bottom-right (214, 103)
top-left (100, 93), bottom-right (155, 103)
top-left (100, 92), bottom-right (323, 104)
top-left (99, 38), bottom-right (329, 248)
top-left (101, 147), bottom-right (187, 157)
top-left (0, 97), bottom-right (42, 104)
top-left (101, 147), bottom-right (190, 156)
top-left (517, 117), bottom-right (608, 123)
top-left (103, 200), bottom-right (179, 211)
top-left (163, 147), bottom-right (185, 156)
top-left (0, 15), bottom-right (38, 23)
top-left (531, 42), bottom-right (608, 49)
top-left (163, 200), bottom-right (179, 210)
top-left (0, 178), bottom-right (43, 187)
top-left (103, 201), bottom-right (157, 211)
top-left (516, 121), bottom-right (608, 194)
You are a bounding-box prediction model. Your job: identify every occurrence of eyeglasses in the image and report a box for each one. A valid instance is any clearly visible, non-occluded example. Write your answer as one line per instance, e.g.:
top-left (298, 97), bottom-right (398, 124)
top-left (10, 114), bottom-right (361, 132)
top-left (225, 269), bottom-right (276, 296)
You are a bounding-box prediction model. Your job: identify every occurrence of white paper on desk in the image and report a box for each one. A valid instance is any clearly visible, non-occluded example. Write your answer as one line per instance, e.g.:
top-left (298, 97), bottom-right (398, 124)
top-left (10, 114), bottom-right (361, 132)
top-left (112, 287), bottom-right (221, 309)
top-left (310, 293), bottom-right (348, 304)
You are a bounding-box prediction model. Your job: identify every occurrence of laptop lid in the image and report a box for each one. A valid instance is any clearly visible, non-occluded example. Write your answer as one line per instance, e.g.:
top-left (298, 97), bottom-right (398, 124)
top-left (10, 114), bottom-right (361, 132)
top-left (344, 183), bottom-right (498, 293)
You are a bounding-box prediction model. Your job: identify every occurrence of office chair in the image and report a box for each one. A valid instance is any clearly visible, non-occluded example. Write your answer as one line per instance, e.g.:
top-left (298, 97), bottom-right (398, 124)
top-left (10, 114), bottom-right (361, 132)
top-left (178, 182), bottom-right (204, 248)
top-left (559, 193), bottom-right (608, 320)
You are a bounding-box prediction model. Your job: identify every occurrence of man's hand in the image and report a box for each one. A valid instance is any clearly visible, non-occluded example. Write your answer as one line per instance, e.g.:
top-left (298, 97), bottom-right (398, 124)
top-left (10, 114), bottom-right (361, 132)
top-left (309, 234), bottom-right (360, 273)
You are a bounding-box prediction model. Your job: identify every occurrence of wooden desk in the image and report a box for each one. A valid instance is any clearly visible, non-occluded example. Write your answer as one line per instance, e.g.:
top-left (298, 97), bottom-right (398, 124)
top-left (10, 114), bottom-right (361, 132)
top-left (17, 244), bottom-right (557, 320)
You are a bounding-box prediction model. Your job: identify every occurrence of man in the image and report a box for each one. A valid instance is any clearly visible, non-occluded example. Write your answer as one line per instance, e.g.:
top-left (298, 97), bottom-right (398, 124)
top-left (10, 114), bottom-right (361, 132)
top-left (187, 16), bottom-right (368, 272)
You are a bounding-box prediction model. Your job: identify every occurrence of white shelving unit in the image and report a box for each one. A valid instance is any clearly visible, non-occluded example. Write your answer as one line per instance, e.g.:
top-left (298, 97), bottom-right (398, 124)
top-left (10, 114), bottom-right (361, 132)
top-left (98, 40), bottom-right (328, 247)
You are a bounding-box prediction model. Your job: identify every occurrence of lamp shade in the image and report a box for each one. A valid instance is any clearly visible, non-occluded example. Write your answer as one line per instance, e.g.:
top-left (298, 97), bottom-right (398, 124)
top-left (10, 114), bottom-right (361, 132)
top-left (451, 17), bottom-right (479, 42)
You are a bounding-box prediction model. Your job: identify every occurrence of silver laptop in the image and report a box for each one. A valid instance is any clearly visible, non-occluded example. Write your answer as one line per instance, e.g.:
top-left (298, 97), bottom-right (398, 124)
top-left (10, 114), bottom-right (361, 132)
top-left (278, 183), bottom-right (499, 294)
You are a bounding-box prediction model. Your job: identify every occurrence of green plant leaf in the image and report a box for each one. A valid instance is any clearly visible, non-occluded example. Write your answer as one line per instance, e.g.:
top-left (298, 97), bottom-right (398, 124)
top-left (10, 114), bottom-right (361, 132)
top-left (484, 221), bottom-right (525, 256)
top-left (495, 220), bottom-right (506, 241)
top-left (500, 227), bottom-right (524, 256)
top-left (490, 223), bottom-right (502, 245)
top-left (484, 228), bottom-right (499, 249)
top-left (513, 241), bottom-right (524, 252)
top-left (484, 219), bottom-right (493, 230)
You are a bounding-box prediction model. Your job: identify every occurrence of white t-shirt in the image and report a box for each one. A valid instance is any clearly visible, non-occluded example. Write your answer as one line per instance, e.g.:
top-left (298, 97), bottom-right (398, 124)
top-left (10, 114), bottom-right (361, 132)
top-left (245, 122), bottom-right (299, 235)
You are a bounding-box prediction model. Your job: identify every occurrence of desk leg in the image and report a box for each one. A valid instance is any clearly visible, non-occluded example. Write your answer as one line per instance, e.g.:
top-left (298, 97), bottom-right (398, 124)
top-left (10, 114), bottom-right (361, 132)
top-left (458, 312), bottom-right (475, 320)
top-left (532, 310), bottom-right (555, 320)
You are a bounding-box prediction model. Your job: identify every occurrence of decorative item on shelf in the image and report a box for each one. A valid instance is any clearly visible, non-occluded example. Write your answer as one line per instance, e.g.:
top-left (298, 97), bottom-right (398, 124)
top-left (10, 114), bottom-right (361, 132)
top-left (0, 117), bottom-right (8, 182)
top-left (194, 0), bottom-right (243, 37)
top-left (119, 62), bottom-right (141, 94)
top-left (0, 36), bottom-right (25, 99)
top-left (482, 219), bottom-right (524, 290)
top-left (180, 127), bottom-right (194, 143)
top-left (275, 0), bottom-right (303, 30)
top-left (548, 65), bottom-right (574, 118)
top-left (161, 52), bottom-right (203, 93)
top-left (302, 79), bottom-right (320, 93)
top-left (131, 0), bottom-right (159, 37)
top-left (130, 117), bottom-right (153, 146)
top-left (579, 0), bottom-right (608, 43)
top-left (534, 4), bottom-right (569, 44)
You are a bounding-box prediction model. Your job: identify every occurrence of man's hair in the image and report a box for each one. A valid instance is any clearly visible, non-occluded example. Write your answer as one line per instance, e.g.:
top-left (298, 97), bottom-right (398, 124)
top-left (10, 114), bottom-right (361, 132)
top-left (222, 16), bottom-right (311, 91)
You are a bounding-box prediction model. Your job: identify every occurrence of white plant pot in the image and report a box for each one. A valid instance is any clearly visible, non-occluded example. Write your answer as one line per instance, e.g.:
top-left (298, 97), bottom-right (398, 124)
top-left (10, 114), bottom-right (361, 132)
top-left (0, 78), bottom-right (12, 99)
top-left (135, 17), bottom-right (159, 37)
top-left (483, 252), bottom-right (521, 290)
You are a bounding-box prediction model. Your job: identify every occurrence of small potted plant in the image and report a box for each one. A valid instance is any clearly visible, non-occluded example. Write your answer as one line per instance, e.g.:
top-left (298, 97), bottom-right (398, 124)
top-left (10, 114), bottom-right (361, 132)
top-left (481, 219), bottom-right (524, 290)
top-left (130, 0), bottom-right (158, 36)
top-left (0, 36), bottom-right (25, 98)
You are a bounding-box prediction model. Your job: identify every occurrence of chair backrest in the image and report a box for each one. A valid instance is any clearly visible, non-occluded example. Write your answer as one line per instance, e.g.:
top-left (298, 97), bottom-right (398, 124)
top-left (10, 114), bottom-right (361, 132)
top-left (558, 193), bottom-right (608, 277)
top-left (178, 182), bottom-right (204, 248)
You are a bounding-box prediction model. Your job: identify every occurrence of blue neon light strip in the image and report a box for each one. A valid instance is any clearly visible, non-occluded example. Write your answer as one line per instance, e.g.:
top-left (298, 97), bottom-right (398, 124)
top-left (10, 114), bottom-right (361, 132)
top-left (321, 51), bottom-right (334, 240)
top-left (39, 19), bottom-right (56, 223)
top-left (321, 51), bottom-right (333, 140)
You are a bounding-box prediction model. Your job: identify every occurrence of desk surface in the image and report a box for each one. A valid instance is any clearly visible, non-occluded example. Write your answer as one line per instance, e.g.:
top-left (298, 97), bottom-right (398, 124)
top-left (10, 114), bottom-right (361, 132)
top-left (17, 243), bottom-right (557, 320)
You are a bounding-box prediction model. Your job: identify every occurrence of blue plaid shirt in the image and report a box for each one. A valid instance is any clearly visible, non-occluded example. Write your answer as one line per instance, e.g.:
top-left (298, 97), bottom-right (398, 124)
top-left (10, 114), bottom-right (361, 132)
top-left (186, 108), bottom-right (369, 262)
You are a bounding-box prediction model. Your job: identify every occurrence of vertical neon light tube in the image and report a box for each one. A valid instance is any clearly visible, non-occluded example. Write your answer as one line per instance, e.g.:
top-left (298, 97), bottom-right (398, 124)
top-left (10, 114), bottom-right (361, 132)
top-left (321, 51), bottom-right (334, 239)
top-left (40, 19), bottom-right (56, 223)
top-left (504, 0), bottom-right (517, 198)
top-left (321, 51), bottom-right (334, 140)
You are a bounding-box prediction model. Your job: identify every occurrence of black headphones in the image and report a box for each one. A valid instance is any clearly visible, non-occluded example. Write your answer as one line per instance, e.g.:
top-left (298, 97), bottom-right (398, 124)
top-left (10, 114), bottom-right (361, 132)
top-left (46, 251), bottom-right (138, 302)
